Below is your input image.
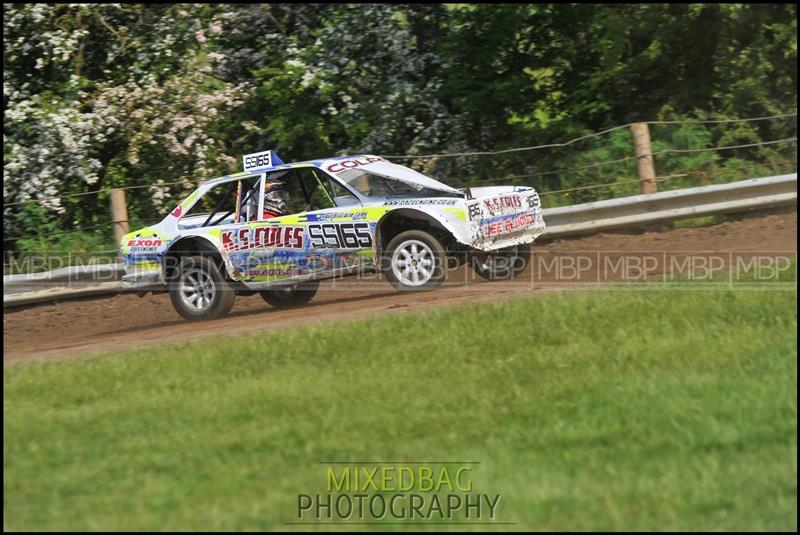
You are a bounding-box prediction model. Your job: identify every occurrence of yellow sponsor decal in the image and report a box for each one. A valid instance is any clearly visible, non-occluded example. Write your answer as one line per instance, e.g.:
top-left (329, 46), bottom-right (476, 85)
top-left (129, 260), bottom-right (160, 272)
top-left (443, 207), bottom-right (467, 221)
top-left (202, 227), bottom-right (223, 240)
top-left (120, 226), bottom-right (160, 254)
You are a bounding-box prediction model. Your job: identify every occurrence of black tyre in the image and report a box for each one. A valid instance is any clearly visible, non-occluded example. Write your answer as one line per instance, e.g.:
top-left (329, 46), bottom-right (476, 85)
top-left (169, 255), bottom-right (236, 321)
top-left (383, 229), bottom-right (447, 291)
top-left (259, 280), bottom-right (320, 308)
top-left (471, 243), bottom-right (530, 281)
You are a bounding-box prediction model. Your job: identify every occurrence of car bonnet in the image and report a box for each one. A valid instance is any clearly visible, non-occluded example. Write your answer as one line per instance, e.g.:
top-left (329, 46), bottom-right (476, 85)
top-left (319, 155), bottom-right (463, 196)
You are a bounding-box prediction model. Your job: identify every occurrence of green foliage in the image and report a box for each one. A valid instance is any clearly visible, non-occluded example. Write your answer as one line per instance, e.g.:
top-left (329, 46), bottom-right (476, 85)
top-left (3, 202), bottom-right (117, 274)
top-left (4, 279), bottom-right (797, 530)
top-left (3, 4), bottom-right (797, 250)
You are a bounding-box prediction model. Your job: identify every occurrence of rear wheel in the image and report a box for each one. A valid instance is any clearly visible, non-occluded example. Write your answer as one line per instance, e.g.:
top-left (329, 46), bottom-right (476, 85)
top-left (169, 256), bottom-right (236, 321)
top-left (383, 230), bottom-right (447, 291)
top-left (260, 280), bottom-right (320, 308)
top-left (471, 243), bottom-right (530, 281)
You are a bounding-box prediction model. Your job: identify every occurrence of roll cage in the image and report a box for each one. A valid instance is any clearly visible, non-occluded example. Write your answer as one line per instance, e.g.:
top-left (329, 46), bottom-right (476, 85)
top-left (178, 166), bottom-right (364, 229)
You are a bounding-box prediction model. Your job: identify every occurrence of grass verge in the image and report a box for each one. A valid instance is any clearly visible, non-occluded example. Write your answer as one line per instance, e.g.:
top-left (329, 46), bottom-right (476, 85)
top-left (4, 278), bottom-right (797, 530)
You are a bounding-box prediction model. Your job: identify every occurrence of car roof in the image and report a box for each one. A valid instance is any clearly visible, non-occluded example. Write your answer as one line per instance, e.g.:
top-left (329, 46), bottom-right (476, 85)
top-left (201, 154), bottom-right (370, 186)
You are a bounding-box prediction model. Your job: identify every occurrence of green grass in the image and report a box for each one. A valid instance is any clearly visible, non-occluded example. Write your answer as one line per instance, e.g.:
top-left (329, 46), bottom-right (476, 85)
top-left (4, 281), bottom-right (797, 530)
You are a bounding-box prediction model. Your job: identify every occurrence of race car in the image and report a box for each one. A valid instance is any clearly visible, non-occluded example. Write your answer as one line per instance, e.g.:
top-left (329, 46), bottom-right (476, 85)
top-left (120, 150), bottom-right (546, 320)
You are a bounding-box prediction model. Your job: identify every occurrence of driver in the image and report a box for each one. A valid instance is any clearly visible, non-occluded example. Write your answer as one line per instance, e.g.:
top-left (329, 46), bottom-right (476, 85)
top-left (262, 181), bottom-right (289, 219)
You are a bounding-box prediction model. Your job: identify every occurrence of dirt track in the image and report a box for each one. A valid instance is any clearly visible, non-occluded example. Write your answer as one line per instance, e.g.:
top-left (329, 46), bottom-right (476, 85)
top-left (4, 210), bottom-right (796, 363)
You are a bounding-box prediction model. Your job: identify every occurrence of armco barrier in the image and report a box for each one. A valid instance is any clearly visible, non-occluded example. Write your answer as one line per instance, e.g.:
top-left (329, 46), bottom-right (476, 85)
top-left (4, 173), bottom-right (796, 306)
top-left (540, 173), bottom-right (796, 238)
top-left (3, 263), bottom-right (125, 293)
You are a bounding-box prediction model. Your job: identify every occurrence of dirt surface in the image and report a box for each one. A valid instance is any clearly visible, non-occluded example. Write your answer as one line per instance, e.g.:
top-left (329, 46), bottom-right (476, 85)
top-left (4, 210), bottom-right (796, 363)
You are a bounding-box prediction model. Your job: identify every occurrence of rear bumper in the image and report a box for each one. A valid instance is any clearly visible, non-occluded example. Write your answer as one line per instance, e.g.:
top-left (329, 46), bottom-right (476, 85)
top-left (466, 187), bottom-right (546, 251)
top-left (471, 211), bottom-right (546, 251)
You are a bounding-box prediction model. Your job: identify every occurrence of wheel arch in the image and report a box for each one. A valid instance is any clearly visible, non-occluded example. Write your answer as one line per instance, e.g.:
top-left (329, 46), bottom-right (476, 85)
top-left (163, 235), bottom-right (232, 281)
top-left (374, 208), bottom-right (459, 258)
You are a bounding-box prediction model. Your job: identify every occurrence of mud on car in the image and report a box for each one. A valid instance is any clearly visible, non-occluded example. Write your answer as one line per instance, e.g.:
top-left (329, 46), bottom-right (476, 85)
top-left (120, 151), bottom-right (546, 320)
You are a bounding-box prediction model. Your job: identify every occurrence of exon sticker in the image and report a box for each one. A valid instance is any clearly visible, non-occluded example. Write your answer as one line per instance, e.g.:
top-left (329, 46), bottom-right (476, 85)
top-left (127, 238), bottom-right (162, 247)
top-left (127, 238), bottom-right (163, 252)
top-left (308, 222), bottom-right (372, 249)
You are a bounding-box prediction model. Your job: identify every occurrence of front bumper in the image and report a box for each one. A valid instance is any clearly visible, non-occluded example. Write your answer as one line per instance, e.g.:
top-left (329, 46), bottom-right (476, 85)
top-left (121, 269), bottom-right (165, 291)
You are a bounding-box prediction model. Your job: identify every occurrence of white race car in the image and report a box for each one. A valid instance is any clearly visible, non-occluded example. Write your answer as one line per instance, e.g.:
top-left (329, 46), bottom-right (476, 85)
top-left (120, 151), bottom-right (545, 320)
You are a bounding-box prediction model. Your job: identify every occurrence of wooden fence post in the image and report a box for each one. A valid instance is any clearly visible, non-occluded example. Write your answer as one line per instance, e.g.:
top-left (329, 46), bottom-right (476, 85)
top-left (110, 189), bottom-right (129, 251)
top-left (631, 122), bottom-right (657, 194)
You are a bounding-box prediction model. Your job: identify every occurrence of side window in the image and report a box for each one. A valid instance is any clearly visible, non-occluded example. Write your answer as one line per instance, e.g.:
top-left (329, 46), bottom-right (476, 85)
top-left (297, 168), bottom-right (360, 209)
top-left (328, 176), bottom-right (360, 207)
top-left (266, 168), bottom-right (361, 213)
top-left (304, 169), bottom-right (337, 210)
top-left (180, 176), bottom-right (261, 228)
top-left (264, 169), bottom-right (307, 214)
top-left (338, 169), bottom-right (419, 197)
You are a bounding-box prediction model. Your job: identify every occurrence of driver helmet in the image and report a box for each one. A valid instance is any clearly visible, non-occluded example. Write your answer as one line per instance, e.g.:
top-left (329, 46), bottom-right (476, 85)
top-left (263, 181), bottom-right (289, 218)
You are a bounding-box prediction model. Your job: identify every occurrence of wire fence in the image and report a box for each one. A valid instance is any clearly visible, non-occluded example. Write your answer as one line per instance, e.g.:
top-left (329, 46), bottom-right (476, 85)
top-left (448, 144), bottom-right (797, 188)
top-left (3, 112), bottom-right (796, 262)
top-left (3, 111), bottom-right (796, 211)
top-left (3, 135), bottom-right (795, 210)
top-left (2, 179), bottom-right (205, 209)
top-left (3, 157), bottom-right (793, 245)
top-left (382, 112), bottom-right (798, 160)
top-left (537, 158), bottom-right (796, 198)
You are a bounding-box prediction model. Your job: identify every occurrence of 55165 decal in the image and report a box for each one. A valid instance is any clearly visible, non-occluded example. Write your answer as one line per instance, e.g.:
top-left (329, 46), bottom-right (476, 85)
top-left (308, 222), bottom-right (372, 249)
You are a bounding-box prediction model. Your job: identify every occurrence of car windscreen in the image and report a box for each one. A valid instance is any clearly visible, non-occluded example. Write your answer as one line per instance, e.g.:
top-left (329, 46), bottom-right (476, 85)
top-left (337, 169), bottom-right (462, 199)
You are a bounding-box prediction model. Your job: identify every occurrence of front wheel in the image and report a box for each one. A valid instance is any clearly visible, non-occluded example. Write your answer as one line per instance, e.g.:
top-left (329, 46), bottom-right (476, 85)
top-left (169, 256), bottom-right (236, 321)
top-left (471, 243), bottom-right (530, 281)
top-left (383, 230), bottom-right (447, 291)
top-left (260, 280), bottom-right (320, 308)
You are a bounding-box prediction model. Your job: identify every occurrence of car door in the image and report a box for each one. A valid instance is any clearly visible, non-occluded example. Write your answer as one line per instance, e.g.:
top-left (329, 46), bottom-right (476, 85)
top-left (174, 173), bottom-right (263, 279)
top-left (242, 167), bottom-right (373, 285)
top-left (209, 174), bottom-right (268, 280)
